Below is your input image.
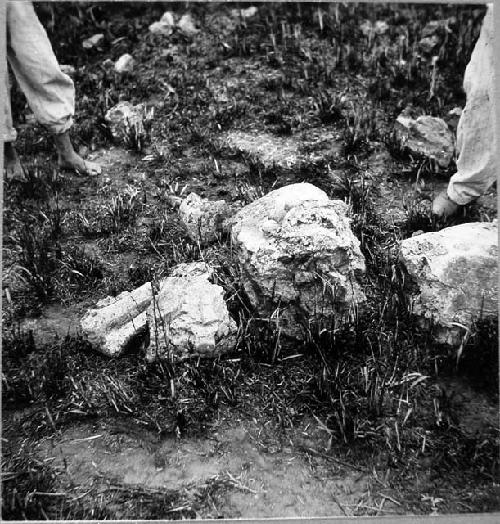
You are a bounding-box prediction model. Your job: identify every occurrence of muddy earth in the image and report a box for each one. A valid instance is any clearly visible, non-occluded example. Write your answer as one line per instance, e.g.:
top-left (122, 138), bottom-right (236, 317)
top-left (2, 2), bottom-right (498, 520)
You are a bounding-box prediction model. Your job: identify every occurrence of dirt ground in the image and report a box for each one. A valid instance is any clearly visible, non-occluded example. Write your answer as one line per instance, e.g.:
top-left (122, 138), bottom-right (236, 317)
top-left (2, 2), bottom-right (499, 520)
top-left (36, 420), bottom-right (374, 518)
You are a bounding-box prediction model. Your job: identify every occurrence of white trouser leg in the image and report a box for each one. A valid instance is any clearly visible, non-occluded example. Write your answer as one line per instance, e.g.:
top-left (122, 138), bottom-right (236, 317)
top-left (6, 1), bottom-right (75, 136)
top-left (2, 69), bottom-right (17, 142)
top-left (447, 4), bottom-right (497, 205)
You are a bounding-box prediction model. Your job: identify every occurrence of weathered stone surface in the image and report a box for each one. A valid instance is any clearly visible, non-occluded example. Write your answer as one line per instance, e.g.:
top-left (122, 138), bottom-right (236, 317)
top-left (400, 221), bottom-right (498, 345)
top-left (225, 130), bottom-right (342, 169)
top-left (80, 282), bottom-right (153, 356)
top-left (104, 101), bottom-right (146, 141)
top-left (177, 14), bottom-right (199, 37)
top-left (83, 34), bottom-right (104, 49)
top-left (179, 193), bottom-right (231, 244)
top-left (395, 114), bottom-right (454, 168)
top-left (115, 53), bottom-right (135, 73)
top-left (230, 183), bottom-right (366, 339)
top-left (170, 261), bottom-right (215, 280)
top-left (149, 11), bottom-right (175, 35)
top-left (146, 262), bottom-right (237, 361)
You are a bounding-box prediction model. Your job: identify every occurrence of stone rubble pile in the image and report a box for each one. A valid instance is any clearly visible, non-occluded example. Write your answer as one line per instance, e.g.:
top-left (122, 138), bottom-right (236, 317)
top-left (81, 263), bottom-right (236, 360)
top-left (81, 176), bottom-right (497, 360)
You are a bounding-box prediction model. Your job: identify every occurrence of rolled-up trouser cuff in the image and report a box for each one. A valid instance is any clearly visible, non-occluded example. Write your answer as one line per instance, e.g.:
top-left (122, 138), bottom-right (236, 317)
top-left (1, 129), bottom-right (18, 142)
top-left (49, 115), bottom-right (73, 135)
top-left (7, 1), bottom-right (75, 138)
top-left (447, 181), bottom-right (482, 206)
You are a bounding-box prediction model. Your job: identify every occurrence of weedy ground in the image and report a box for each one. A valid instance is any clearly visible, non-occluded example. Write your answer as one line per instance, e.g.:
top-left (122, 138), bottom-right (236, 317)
top-left (2, 2), bottom-right (498, 520)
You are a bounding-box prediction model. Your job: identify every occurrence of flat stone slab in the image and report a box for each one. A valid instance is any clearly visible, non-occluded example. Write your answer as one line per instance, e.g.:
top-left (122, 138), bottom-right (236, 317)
top-left (225, 130), bottom-right (342, 168)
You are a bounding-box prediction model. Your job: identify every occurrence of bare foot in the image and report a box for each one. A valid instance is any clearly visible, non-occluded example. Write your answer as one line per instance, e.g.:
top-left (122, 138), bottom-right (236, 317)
top-left (54, 131), bottom-right (102, 176)
top-left (3, 143), bottom-right (26, 181)
top-left (57, 153), bottom-right (102, 176)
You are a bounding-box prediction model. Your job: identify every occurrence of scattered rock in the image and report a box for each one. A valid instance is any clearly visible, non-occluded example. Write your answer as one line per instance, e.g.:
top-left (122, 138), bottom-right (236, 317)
top-left (231, 6), bottom-right (258, 18)
top-left (448, 107), bottom-right (463, 117)
top-left (60, 64), bottom-right (76, 76)
top-left (419, 20), bottom-right (451, 54)
top-left (419, 35), bottom-right (441, 54)
top-left (83, 34), bottom-right (105, 49)
top-left (104, 101), bottom-right (146, 141)
top-left (102, 58), bottom-right (115, 70)
top-left (179, 192), bottom-right (231, 244)
top-left (149, 11), bottom-right (175, 35)
top-left (114, 53), bottom-right (135, 73)
top-left (446, 107), bottom-right (463, 133)
top-left (360, 20), bottom-right (389, 36)
top-left (400, 221), bottom-right (498, 345)
top-left (395, 114), bottom-right (454, 168)
top-left (230, 183), bottom-right (366, 340)
top-left (80, 282), bottom-right (153, 356)
top-left (146, 262), bottom-right (237, 361)
top-left (422, 19), bottom-right (451, 38)
top-left (177, 13), bottom-right (199, 37)
top-left (160, 11), bottom-right (175, 27)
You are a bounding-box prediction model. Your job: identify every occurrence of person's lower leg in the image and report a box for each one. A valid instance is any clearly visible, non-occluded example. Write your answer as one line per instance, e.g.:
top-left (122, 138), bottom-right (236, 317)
top-left (3, 142), bottom-right (25, 180)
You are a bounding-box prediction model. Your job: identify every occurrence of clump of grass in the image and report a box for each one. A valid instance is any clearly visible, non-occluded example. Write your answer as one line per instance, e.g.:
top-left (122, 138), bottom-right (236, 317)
top-left (123, 107), bottom-right (154, 153)
top-left (106, 185), bottom-right (143, 232)
top-left (214, 101), bottom-right (249, 130)
top-left (2, 439), bottom-right (197, 520)
top-left (313, 90), bottom-right (344, 124)
top-left (56, 246), bottom-right (104, 297)
top-left (2, 446), bottom-right (59, 520)
top-left (2, 339), bottom-right (75, 432)
top-left (75, 208), bottom-right (113, 238)
top-left (343, 104), bottom-right (380, 158)
top-left (147, 216), bottom-right (200, 272)
top-left (454, 318), bottom-right (499, 397)
top-left (400, 197), bottom-right (437, 237)
top-left (127, 261), bottom-right (155, 287)
top-left (12, 212), bottom-right (104, 306)
top-left (15, 222), bottom-right (59, 303)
